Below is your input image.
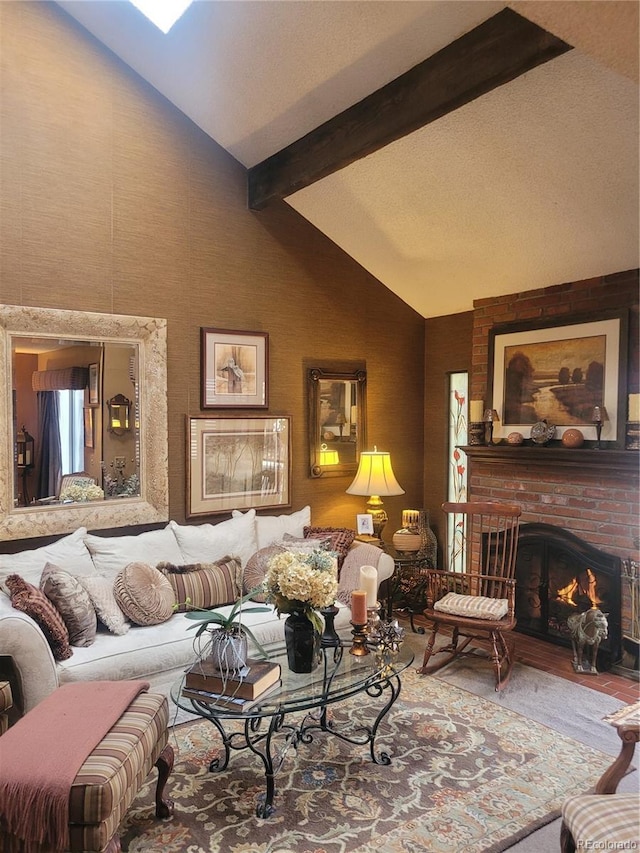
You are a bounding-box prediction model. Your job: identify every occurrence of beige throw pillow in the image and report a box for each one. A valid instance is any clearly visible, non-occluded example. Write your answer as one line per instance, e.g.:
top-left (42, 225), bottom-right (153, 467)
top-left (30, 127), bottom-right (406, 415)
top-left (78, 575), bottom-right (130, 635)
top-left (114, 562), bottom-right (176, 626)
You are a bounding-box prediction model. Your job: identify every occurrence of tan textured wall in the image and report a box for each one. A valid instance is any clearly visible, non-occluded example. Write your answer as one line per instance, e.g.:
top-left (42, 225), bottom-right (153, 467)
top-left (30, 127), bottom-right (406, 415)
top-left (0, 2), bottom-right (425, 538)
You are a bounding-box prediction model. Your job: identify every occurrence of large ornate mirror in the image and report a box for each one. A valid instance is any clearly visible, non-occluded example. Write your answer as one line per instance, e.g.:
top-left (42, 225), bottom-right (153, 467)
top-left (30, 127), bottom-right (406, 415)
top-left (0, 305), bottom-right (168, 539)
top-left (308, 367), bottom-right (367, 478)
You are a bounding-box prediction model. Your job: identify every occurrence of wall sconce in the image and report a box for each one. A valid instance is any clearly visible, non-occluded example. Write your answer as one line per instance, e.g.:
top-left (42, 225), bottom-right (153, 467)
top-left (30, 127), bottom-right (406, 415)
top-left (107, 394), bottom-right (131, 435)
top-left (346, 447), bottom-right (405, 540)
top-left (592, 406), bottom-right (608, 450)
top-left (483, 408), bottom-right (500, 445)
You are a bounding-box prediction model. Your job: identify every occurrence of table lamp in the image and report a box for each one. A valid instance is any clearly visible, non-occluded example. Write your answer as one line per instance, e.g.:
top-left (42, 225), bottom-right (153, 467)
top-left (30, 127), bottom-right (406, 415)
top-left (346, 447), bottom-right (405, 539)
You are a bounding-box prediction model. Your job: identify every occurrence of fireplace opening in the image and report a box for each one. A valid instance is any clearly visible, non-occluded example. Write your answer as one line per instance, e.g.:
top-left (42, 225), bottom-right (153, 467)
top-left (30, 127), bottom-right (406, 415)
top-left (515, 523), bottom-right (621, 669)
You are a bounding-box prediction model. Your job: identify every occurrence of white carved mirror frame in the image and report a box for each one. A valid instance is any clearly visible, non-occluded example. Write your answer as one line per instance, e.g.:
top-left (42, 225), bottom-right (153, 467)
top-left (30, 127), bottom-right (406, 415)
top-left (0, 305), bottom-right (169, 539)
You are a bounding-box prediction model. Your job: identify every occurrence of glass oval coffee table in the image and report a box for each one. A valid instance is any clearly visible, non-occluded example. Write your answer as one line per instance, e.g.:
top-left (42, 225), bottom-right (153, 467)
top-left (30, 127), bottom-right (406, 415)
top-left (172, 642), bottom-right (414, 818)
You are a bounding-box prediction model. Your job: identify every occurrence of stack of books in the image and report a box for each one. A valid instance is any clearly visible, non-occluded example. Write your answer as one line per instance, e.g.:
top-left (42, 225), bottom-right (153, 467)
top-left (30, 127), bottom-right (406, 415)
top-left (182, 657), bottom-right (281, 712)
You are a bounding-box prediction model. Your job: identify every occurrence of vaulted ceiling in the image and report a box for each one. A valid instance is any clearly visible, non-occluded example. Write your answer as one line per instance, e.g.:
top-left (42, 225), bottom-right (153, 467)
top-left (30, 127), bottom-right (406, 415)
top-left (57, 0), bottom-right (639, 318)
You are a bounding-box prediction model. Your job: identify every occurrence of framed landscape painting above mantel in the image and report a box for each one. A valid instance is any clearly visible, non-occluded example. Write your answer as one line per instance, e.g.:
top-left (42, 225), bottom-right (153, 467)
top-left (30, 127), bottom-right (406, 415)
top-left (488, 311), bottom-right (628, 447)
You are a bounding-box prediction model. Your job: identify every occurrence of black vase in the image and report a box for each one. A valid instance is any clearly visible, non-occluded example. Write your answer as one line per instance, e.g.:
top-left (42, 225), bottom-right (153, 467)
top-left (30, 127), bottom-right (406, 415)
top-left (284, 611), bottom-right (320, 673)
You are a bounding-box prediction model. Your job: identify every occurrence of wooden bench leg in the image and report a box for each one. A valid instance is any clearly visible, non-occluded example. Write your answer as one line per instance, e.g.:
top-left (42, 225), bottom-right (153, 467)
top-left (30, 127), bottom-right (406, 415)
top-left (154, 743), bottom-right (175, 819)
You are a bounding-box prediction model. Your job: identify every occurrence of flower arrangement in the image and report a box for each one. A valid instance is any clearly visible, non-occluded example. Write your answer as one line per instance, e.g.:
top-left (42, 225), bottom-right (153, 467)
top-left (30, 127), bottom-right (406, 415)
top-left (264, 548), bottom-right (338, 633)
top-left (60, 482), bottom-right (105, 502)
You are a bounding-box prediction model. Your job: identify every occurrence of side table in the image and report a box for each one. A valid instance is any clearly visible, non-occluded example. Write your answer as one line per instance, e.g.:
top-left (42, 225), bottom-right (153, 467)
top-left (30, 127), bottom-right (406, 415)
top-left (384, 548), bottom-right (432, 633)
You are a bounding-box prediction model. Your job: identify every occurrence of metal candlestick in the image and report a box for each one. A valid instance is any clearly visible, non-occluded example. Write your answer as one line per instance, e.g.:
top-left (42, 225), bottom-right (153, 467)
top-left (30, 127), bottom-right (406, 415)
top-left (320, 604), bottom-right (341, 647)
top-left (349, 621), bottom-right (370, 656)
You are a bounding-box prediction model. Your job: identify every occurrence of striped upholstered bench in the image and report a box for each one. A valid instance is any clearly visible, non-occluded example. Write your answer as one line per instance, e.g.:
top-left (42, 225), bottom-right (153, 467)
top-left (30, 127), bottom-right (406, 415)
top-left (0, 687), bottom-right (174, 853)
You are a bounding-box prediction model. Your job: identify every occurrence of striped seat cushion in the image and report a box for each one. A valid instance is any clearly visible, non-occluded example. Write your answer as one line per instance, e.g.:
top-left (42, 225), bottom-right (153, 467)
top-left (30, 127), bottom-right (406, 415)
top-left (433, 592), bottom-right (509, 620)
top-left (562, 794), bottom-right (640, 846)
top-left (66, 691), bottom-right (168, 851)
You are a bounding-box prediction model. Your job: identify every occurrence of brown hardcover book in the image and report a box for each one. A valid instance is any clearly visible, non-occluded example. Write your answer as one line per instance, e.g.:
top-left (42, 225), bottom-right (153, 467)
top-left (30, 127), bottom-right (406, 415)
top-left (185, 657), bottom-right (281, 699)
top-left (181, 680), bottom-right (282, 712)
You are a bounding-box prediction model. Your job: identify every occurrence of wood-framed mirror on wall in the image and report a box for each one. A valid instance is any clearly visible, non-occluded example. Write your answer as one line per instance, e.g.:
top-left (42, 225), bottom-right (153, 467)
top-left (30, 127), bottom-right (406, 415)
top-left (308, 367), bottom-right (367, 478)
top-left (0, 304), bottom-right (168, 539)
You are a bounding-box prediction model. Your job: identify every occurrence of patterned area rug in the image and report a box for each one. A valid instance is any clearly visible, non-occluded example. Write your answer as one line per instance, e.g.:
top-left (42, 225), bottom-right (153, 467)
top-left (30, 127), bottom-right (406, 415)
top-left (120, 670), bottom-right (613, 853)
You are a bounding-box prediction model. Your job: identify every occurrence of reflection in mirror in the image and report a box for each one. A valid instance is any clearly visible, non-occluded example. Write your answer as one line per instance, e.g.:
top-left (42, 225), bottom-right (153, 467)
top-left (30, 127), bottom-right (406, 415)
top-left (12, 337), bottom-right (139, 506)
top-left (0, 305), bottom-right (168, 540)
top-left (308, 367), bottom-right (367, 478)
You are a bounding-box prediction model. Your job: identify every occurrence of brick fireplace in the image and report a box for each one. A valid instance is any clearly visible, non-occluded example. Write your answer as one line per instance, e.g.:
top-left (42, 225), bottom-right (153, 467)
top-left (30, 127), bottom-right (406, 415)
top-left (466, 268), bottom-right (639, 659)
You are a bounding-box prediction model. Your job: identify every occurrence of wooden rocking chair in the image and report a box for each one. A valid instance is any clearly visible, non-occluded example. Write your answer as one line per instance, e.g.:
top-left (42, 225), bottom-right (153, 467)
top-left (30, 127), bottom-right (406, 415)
top-left (418, 501), bottom-right (521, 691)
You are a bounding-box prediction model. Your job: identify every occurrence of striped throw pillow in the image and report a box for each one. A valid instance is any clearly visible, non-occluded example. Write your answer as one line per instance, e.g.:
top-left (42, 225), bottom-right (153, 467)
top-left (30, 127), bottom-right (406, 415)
top-left (158, 556), bottom-right (243, 612)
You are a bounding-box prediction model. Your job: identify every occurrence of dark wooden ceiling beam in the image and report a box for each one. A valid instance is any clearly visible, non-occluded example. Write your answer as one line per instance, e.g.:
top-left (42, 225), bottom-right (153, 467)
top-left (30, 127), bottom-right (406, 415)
top-left (248, 8), bottom-right (571, 210)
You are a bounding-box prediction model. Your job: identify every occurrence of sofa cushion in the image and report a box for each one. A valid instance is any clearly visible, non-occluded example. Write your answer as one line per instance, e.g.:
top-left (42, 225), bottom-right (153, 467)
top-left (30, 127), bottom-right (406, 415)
top-left (158, 556), bottom-right (243, 611)
top-left (40, 562), bottom-right (97, 647)
top-left (0, 527), bottom-right (95, 591)
top-left (303, 526), bottom-right (355, 568)
top-left (433, 592), bottom-right (509, 621)
top-left (77, 575), bottom-right (130, 635)
top-left (232, 505), bottom-right (310, 550)
top-left (5, 574), bottom-right (73, 660)
top-left (114, 562), bottom-right (176, 626)
top-left (84, 527), bottom-right (184, 582)
top-left (169, 511), bottom-right (258, 568)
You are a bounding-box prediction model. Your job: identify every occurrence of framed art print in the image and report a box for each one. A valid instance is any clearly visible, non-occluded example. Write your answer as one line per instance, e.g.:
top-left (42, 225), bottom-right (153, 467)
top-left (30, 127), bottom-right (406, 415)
top-left (187, 415), bottom-right (290, 517)
top-left (201, 328), bottom-right (268, 409)
top-left (488, 311), bottom-right (627, 445)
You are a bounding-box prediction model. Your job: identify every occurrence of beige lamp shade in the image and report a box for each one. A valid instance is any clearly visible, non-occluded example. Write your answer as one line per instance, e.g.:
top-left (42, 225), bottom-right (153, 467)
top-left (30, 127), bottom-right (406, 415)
top-left (318, 443), bottom-right (339, 466)
top-left (346, 448), bottom-right (404, 497)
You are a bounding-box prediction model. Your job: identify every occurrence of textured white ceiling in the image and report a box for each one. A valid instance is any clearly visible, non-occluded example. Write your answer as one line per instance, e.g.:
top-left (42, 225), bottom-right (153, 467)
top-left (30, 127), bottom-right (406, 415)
top-left (58, 0), bottom-right (639, 318)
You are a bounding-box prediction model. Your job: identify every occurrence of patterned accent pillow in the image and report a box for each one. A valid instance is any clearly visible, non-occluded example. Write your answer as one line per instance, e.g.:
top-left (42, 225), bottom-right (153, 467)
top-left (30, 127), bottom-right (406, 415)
top-left (40, 562), bottom-right (97, 647)
top-left (433, 592), bottom-right (509, 621)
top-left (114, 562), bottom-right (176, 626)
top-left (303, 526), bottom-right (356, 568)
top-left (242, 544), bottom-right (287, 602)
top-left (6, 574), bottom-right (73, 660)
top-left (157, 556), bottom-right (243, 612)
top-left (77, 575), bottom-right (130, 635)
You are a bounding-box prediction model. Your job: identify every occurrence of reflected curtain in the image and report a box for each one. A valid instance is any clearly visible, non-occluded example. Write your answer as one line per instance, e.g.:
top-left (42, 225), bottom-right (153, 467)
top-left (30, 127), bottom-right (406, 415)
top-left (36, 391), bottom-right (62, 500)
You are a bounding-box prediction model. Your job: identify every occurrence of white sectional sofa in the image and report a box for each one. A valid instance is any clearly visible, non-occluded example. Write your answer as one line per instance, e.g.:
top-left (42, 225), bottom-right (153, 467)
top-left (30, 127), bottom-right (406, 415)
top-left (0, 506), bottom-right (393, 715)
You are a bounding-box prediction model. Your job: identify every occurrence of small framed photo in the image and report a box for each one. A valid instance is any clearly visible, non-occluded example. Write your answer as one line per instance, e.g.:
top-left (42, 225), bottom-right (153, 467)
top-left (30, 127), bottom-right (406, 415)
top-left (88, 363), bottom-right (99, 407)
top-left (187, 415), bottom-right (290, 517)
top-left (201, 328), bottom-right (268, 409)
top-left (356, 513), bottom-right (374, 535)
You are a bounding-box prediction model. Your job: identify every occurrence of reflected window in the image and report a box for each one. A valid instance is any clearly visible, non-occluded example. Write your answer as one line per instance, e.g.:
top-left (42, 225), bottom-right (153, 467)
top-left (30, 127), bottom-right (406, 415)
top-left (58, 390), bottom-right (84, 475)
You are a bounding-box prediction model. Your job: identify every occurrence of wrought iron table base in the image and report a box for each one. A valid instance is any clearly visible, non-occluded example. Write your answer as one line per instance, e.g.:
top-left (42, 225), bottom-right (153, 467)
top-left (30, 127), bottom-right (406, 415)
top-left (200, 667), bottom-right (403, 818)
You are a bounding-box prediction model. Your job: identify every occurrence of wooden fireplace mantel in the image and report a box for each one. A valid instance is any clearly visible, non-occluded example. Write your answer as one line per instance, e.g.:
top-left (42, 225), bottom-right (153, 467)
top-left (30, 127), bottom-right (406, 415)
top-left (460, 445), bottom-right (639, 474)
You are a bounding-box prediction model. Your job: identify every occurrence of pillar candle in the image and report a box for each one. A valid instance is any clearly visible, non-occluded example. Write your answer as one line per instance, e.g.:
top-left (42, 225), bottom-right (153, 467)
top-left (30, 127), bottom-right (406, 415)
top-left (402, 509), bottom-right (420, 528)
top-left (629, 394), bottom-right (640, 422)
top-left (351, 590), bottom-right (368, 624)
top-left (470, 400), bottom-right (484, 422)
top-left (359, 565), bottom-right (378, 607)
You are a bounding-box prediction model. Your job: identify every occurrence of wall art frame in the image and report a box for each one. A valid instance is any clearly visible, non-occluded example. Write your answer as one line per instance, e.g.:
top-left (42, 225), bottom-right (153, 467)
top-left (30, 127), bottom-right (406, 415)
top-left (83, 407), bottom-right (94, 449)
top-left (488, 310), bottom-right (628, 447)
top-left (187, 415), bottom-right (290, 517)
top-left (88, 362), bottom-right (99, 406)
top-left (201, 328), bottom-right (268, 409)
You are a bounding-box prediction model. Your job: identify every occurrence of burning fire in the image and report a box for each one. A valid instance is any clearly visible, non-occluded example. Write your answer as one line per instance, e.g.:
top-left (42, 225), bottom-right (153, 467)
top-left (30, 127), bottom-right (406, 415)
top-left (556, 568), bottom-right (603, 608)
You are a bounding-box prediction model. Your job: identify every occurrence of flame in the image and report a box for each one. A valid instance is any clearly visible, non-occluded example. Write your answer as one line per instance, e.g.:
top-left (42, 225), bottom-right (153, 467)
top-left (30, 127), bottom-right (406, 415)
top-left (554, 568), bottom-right (603, 609)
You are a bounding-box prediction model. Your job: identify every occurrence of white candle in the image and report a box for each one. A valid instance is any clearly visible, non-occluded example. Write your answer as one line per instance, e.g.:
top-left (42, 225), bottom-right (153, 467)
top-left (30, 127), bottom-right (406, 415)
top-left (629, 394), bottom-right (640, 422)
top-left (470, 400), bottom-right (484, 422)
top-left (359, 565), bottom-right (378, 607)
